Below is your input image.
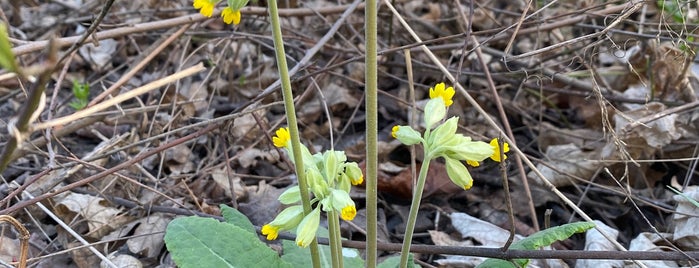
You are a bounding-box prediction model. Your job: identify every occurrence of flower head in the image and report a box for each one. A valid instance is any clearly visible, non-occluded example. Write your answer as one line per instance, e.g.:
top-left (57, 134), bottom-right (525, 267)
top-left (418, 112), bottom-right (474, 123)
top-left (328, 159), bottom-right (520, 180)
top-left (221, 7), bottom-right (241, 25)
top-left (261, 224), bottom-right (279, 240)
top-left (261, 205), bottom-right (304, 241)
top-left (344, 162), bottom-right (364, 185)
top-left (296, 207), bottom-right (321, 247)
top-left (273, 127), bottom-right (290, 148)
top-left (341, 205), bottom-right (357, 221)
top-left (193, 0), bottom-right (218, 17)
top-left (489, 138), bottom-right (510, 162)
top-left (391, 125), bottom-right (399, 138)
top-left (429, 82), bottom-right (455, 107)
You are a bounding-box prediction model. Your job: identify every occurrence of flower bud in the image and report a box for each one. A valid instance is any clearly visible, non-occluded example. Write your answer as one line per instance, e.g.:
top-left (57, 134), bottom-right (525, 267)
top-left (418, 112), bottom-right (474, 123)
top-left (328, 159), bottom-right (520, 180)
top-left (296, 207), bottom-right (321, 247)
top-left (391, 125), bottom-right (423, 145)
top-left (444, 158), bottom-right (474, 190)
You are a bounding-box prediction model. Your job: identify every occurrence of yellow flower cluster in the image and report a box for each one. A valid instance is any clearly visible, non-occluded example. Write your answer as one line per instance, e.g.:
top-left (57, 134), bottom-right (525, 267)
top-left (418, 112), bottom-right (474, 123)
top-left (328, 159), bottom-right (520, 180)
top-left (264, 127), bottom-right (363, 247)
top-left (192, 0), bottom-right (246, 25)
top-left (391, 82), bottom-right (510, 190)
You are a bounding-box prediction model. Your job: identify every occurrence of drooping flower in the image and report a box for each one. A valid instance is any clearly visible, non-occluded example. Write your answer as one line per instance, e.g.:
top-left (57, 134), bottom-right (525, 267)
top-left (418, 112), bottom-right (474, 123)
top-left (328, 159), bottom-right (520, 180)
top-left (221, 7), bottom-right (241, 25)
top-left (341, 205), bottom-right (357, 221)
top-left (193, 0), bottom-right (218, 17)
top-left (344, 162), bottom-right (364, 185)
top-left (391, 125), bottom-right (423, 145)
top-left (261, 224), bottom-right (280, 240)
top-left (429, 82), bottom-right (455, 107)
top-left (466, 160), bottom-right (480, 167)
top-left (489, 138), bottom-right (510, 162)
top-left (273, 127), bottom-right (291, 148)
top-left (261, 205), bottom-right (304, 241)
top-left (296, 207), bottom-right (321, 247)
top-left (445, 158), bottom-right (473, 190)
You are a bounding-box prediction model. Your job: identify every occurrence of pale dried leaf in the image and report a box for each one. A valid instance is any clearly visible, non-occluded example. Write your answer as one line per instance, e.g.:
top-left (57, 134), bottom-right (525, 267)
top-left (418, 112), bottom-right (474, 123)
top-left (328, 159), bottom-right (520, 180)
top-left (211, 167), bottom-right (247, 200)
top-left (529, 144), bottom-right (599, 187)
top-left (126, 213), bottom-right (171, 258)
top-left (628, 232), bottom-right (678, 267)
top-left (55, 193), bottom-right (127, 238)
top-left (576, 220), bottom-right (623, 268)
top-left (671, 186), bottom-right (699, 250)
top-left (101, 253), bottom-right (143, 268)
top-left (0, 236), bottom-right (21, 264)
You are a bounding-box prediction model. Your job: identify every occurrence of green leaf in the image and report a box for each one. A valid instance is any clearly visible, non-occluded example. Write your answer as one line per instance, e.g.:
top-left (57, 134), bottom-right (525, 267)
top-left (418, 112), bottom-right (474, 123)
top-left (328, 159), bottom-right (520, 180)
top-left (377, 254), bottom-right (416, 268)
top-left (477, 222), bottom-right (596, 268)
top-left (165, 216), bottom-right (291, 268)
top-left (0, 23), bottom-right (18, 73)
top-left (280, 227), bottom-right (364, 268)
top-left (220, 204), bottom-right (256, 233)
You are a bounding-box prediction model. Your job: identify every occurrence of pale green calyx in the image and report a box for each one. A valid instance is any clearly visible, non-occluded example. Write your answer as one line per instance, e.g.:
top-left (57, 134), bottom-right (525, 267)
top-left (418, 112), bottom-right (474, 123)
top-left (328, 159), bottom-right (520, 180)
top-left (445, 158), bottom-right (474, 190)
top-left (267, 205), bottom-right (305, 232)
top-left (423, 97), bottom-right (446, 129)
top-left (391, 125), bottom-right (423, 145)
top-left (296, 207), bottom-right (321, 247)
top-left (278, 186), bottom-right (301, 204)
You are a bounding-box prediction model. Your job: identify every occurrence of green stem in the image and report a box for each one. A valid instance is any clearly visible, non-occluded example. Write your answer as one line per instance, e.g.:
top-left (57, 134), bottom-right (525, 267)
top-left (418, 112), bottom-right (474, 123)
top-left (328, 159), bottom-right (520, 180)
top-left (399, 154), bottom-right (432, 267)
top-left (365, 0), bottom-right (378, 266)
top-left (267, 1), bottom-right (321, 267)
top-left (328, 210), bottom-right (343, 268)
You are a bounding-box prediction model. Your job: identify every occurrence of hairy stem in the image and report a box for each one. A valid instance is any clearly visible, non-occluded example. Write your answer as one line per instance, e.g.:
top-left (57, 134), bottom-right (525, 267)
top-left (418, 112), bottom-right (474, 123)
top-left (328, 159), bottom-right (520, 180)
top-left (267, 1), bottom-right (321, 266)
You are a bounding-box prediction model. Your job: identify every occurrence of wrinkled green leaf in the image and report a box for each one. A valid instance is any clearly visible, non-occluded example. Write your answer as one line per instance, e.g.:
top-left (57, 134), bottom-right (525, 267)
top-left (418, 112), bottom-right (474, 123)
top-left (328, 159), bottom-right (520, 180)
top-left (280, 227), bottom-right (364, 268)
top-left (377, 254), bottom-right (416, 268)
top-left (220, 204), bottom-right (256, 233)
top-left (165, 216), bottom-right (291, 268)
top-left (477, 222), bottom-right (595, 268)
top-left (0, 23), bottom-right (18, 73)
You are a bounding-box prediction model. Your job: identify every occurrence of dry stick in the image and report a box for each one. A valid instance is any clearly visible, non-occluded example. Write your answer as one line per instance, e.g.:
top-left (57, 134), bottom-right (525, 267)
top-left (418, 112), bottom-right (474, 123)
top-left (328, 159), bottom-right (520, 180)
top-left (31, 63), bottom-right (205, 131)
top-left (11, 4), bottom-right (365, 56)
top-left (507, 1), bottom-right (644, 60)
top-left (474, 37), bottom-right (539, 236)
top-left (57, 0), bottom-right (114, 64)
top-left (0, 215), bottom-right (29, 268)
top-left (235, 0), bottom-right (363, 113)
top-left (88, 24), bottom-right (191, 107)
top-left (382, 0), bottom-right (635, 255)
top-left (0, 122), bottom-right (219, 215)
top-left (0, 40), bottom-right (56, 175)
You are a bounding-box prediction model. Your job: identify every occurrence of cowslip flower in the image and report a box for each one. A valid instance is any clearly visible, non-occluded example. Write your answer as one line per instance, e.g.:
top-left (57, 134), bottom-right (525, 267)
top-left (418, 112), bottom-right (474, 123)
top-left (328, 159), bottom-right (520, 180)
top-left (490, 138), bottom-right (510, 162)
top-left (429, 82), bottom-right (455, 107)
top-left (296, 207), bottom-right (321, 247)
top-left (391, 82), bottom-right (496, 190)
top-left (221, 7), bottom-right (241, 25)
top-left (261, 205), bottom-right (304, 240)
top-left (222, 0), bottom-right (248, 25)
top-left (273, 127), bottom-right (290, 148)
top-left (193, 0), bottom-right (218, 17)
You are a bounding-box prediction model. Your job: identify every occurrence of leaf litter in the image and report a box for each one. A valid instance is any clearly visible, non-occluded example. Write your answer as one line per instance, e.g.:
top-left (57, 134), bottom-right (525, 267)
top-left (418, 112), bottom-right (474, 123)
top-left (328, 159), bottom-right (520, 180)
top-left (0, 0), bottom-right (698, 267)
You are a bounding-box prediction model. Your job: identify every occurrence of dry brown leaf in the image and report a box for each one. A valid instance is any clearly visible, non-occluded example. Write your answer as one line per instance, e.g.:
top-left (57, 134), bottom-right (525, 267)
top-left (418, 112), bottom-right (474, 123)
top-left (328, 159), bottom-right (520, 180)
top-left (0, 236), bottom-right (21, 264)
top-left (211, 167), bottom-right (247, 201)
top-left (126, 213), bottom-right (171, 258)
top-left (529, 143), bottom-right (599, 187)
top-left (55, 193), bottom-right (129, 239)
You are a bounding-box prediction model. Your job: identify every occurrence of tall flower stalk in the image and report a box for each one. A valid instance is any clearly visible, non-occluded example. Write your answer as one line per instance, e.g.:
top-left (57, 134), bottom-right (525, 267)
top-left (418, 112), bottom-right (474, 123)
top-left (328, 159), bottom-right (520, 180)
top-left (364, 0), bottom-right (379, 266)
top-left (266, 1), bottom-right (320, 266)
top-left (394, 83), bottom-right (508, 267)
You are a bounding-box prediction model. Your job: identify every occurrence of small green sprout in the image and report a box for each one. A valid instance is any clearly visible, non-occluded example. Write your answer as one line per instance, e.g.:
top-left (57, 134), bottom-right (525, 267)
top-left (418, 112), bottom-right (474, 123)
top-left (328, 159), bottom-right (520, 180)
top-left (69, 80), bottom-right (90, 110)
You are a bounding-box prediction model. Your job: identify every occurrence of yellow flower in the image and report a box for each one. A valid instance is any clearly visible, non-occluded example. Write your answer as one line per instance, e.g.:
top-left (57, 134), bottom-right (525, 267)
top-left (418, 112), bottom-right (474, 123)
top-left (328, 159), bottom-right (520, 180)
top-left (273, 127), bottom-right (290, 148)
top-left (341, 205), bottom-right (357, 221)
top-left (429, 82), bottom-right (455, 107)
top-left (221, 7), bottom-right (241, 25)
top-left (261, 224), bottom-right (279, 240)
top-left (489, 138), bottom-right (510, 162)
top-left (466, 160), bottom-right (480, 167)
top-left (391, 125), bottom-right (399, 138)
top-left (193, 0), bottom-right (218, 17)
top-left (350, 174), bottom-right (363, 185)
